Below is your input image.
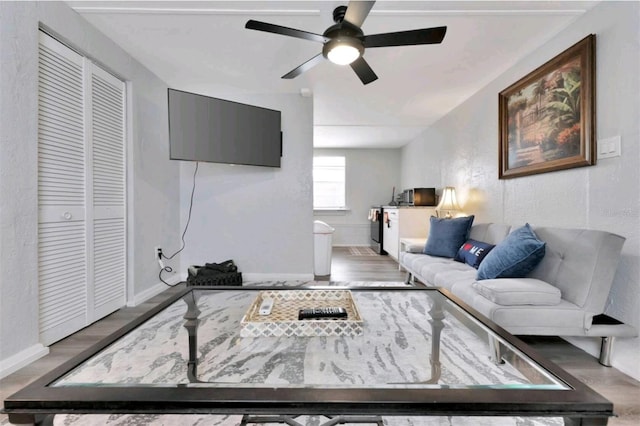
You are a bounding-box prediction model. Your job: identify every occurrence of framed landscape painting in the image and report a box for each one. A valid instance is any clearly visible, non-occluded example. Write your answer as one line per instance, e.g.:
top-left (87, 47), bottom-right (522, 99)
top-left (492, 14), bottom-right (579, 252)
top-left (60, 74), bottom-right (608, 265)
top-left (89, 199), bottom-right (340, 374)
top-left (499, 35), bottom-right (595, 179)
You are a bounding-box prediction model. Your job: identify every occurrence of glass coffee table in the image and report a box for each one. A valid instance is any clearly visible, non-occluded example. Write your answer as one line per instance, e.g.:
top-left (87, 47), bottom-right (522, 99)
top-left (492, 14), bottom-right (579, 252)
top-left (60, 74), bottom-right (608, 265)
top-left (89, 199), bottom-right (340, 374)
top-left (4, 285), bottom-right (613, 425)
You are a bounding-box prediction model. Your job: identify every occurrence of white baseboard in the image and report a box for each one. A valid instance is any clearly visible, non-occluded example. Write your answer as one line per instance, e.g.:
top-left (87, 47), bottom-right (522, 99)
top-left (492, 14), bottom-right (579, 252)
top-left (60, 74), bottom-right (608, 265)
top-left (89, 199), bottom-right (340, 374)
top-left (127, 274), bottom-right (183, 307)
top-left (0, 344), bottom-right (49, 379)
top-left (242, 273), bottom-right (315, 282)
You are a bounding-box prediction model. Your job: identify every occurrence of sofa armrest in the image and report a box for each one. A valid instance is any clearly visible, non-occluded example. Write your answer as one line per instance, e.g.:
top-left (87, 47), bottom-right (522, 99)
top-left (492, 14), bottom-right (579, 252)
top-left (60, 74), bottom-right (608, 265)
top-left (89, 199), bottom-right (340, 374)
top-left (405, 243), bottom-right (424, 253)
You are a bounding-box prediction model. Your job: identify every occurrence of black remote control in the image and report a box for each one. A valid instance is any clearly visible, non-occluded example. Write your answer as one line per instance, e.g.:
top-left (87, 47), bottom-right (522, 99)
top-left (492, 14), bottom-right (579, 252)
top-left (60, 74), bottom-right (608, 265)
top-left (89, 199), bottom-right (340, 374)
top-left (298, 307), bottom-right (347, 320)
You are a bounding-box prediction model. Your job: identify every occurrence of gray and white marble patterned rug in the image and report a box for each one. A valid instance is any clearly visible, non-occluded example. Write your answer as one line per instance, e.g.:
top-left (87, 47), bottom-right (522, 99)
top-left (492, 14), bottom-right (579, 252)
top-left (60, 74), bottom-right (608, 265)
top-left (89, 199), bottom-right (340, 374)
top-left (10, 281), bottom-right (564, 425)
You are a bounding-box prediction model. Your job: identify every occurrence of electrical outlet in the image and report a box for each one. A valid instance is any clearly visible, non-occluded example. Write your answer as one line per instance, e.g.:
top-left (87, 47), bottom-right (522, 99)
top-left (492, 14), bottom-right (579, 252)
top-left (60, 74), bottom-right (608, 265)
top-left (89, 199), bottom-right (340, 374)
top-left (154, 247), bottom-right (163, 260)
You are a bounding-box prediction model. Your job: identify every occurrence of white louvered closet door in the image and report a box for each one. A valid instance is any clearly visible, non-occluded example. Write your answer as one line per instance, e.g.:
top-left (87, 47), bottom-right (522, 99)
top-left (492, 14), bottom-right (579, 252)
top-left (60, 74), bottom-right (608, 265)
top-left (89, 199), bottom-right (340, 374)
top-left (38, 33), bottom-right (88, 345)
top-left (89, 65), bottom-right (126, 320)
top-left (38, 32), bottom-right (126, 345)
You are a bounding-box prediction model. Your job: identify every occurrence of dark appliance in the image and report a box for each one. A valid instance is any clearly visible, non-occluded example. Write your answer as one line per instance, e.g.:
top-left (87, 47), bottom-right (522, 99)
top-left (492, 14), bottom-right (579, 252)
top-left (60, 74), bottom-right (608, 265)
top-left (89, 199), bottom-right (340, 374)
top-left (168, 88), bottom-right (282, 168)
top-left (400, 188), bottom-right (437, 206)
top-left (370, 206), bottom-right (386, 255)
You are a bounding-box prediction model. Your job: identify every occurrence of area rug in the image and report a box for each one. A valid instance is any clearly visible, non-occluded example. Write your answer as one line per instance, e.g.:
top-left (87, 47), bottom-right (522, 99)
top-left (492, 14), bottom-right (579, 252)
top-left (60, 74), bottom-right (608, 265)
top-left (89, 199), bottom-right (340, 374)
top-left (348, 247), bottom-right (379, 256)
top-left (11, 281), bottom-right (564, 426)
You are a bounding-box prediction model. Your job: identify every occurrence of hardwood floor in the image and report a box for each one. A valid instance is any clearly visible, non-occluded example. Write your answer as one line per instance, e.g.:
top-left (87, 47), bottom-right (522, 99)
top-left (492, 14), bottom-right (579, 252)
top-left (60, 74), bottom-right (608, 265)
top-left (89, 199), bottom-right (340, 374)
top-left (1, 247), bottom-right (638, 425)
top-left (316, 246), bottom-right (407, 282)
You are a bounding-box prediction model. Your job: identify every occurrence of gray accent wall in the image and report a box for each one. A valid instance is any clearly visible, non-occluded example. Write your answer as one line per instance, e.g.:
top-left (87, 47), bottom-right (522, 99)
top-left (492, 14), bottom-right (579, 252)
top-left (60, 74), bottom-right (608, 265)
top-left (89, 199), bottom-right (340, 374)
top-left (174, 91), bottom-right (314, 282)
top-left (0, 1), bottom-right (181, 376)
top-left (401, 1), bottom-right (640, 380)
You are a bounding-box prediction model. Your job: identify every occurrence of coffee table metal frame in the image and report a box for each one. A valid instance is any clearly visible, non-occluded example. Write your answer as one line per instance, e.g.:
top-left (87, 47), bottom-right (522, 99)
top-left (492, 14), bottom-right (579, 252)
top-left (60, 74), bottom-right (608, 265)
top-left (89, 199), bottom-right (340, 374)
top-left (3, 286), bottom-right (613, 426)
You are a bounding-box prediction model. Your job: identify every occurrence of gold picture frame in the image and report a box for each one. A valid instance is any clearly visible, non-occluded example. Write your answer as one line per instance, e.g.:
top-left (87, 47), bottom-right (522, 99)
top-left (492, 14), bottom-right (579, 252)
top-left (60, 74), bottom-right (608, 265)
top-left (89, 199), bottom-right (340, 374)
top-left (499, 34), bottom-right (596, 179)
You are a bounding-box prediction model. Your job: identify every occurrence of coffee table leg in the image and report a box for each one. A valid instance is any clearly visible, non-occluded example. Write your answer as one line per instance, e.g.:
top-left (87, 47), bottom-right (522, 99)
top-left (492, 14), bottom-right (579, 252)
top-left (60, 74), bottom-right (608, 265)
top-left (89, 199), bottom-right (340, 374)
top-left (182, 292), bottom-right (202, 382)
top-left (241, 415), bottom-right (304, 425)
top-left (241, 415), bottom-right (384, 426)
top-left (7, 413), bottom-right (53, 425)
top-left (489, 336), bottom-right (505, 365)
top-left (427, 300), bottom-right (445, 383)
top-left (7, 413), bottom-right (35, 425)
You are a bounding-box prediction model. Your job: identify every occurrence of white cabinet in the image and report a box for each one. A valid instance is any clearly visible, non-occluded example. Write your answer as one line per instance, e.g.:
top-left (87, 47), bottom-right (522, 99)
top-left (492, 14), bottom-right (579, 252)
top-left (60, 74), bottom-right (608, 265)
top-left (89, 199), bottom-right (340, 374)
top-left (382, 207), bottom-right (435, 261)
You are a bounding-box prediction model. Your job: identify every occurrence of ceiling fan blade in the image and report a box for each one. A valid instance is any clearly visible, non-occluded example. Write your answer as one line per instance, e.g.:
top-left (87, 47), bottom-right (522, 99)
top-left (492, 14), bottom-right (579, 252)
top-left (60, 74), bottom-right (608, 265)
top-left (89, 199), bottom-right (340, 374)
top-left (350, 57), bottom-right (378, 85)
top-left (344, 0), bottom-right (376, 27)
top-left (282, 54), bottom-right (325, 79)
top-left (245, 20), bottom-right (329, 43)
top-left (363, 26), bottom-right (447, 48)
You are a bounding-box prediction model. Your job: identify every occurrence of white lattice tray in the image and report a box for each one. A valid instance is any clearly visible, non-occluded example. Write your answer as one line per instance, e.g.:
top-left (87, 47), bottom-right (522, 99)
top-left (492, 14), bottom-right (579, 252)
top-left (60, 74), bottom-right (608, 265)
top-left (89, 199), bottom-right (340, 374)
top-left (240, 289), bottom-right (363, 337)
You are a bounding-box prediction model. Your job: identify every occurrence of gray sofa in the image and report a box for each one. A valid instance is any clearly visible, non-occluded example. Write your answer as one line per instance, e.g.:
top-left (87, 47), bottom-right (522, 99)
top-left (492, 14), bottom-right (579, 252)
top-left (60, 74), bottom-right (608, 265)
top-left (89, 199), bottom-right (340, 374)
top-left (400, 223), bottom-right (637, 365)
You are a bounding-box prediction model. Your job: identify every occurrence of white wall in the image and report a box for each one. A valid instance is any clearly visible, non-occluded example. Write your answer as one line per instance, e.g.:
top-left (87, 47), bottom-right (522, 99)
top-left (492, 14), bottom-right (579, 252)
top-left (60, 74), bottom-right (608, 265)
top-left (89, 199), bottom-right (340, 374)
top-left (400, 130), bottom-right (444, 191)
top-left (401, 1), bottom-right (640, 380)
top-left (175, 93), bottom-right (314, 282)
top-left (0, 1), bottom-right (181, 377)
top-left (314, 148), bottom-right (402, 246)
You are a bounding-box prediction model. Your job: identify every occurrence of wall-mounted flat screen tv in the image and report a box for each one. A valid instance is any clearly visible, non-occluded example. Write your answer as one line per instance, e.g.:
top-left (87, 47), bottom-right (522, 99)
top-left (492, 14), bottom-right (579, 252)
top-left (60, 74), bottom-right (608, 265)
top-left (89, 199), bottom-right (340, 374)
top-left (168, 88), bottom-right (282, 167)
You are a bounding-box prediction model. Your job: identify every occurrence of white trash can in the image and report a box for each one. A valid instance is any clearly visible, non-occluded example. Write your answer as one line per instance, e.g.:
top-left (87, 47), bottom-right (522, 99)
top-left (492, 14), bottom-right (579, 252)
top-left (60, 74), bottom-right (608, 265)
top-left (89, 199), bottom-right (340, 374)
top-left (313, 220), bottom-right (335, 276)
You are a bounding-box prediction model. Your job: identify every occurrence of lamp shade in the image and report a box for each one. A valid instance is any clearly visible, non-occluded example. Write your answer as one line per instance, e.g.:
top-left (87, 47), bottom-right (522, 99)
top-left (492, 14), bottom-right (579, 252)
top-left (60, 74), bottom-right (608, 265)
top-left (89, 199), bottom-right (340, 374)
top-left (437, 187), bottom-right (461, 218)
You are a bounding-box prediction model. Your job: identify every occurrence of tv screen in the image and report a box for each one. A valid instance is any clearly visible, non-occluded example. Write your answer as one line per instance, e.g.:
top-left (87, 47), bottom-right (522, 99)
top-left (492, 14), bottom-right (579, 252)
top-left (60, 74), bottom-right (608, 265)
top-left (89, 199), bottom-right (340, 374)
top-left (168, 89), bottom-right (282, 167)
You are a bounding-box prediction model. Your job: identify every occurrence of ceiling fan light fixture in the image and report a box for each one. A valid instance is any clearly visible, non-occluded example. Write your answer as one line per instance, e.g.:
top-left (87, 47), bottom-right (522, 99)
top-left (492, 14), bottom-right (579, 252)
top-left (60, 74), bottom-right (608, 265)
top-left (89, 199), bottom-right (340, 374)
top-left (246, 3), bottom-right (447, 84)
top-left (328, 44), bottom-right (360, 65)
top-left (323, 38), bottom-right (363, 65)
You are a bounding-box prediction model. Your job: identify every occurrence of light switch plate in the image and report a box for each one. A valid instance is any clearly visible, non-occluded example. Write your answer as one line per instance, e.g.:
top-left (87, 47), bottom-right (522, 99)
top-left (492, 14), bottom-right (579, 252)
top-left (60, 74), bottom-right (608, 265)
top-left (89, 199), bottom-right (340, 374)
top-left (598, 135), bottom-right (621, 159)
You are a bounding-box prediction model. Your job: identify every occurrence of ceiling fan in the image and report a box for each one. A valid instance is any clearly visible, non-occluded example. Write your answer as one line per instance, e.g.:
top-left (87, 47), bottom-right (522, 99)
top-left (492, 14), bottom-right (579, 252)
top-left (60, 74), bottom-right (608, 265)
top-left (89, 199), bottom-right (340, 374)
top-left (245, 0), bottom-right (447, 85)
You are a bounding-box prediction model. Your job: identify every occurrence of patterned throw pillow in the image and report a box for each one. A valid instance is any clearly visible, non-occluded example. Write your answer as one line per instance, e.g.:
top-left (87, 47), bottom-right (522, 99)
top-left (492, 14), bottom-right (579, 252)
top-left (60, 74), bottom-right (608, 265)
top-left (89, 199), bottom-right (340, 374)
top-left (454, 239), bottom-right (495, 269)
top-left (423, 215), bottom-right (475, 258)
top-left (477, 223), bottom-right (546, 280)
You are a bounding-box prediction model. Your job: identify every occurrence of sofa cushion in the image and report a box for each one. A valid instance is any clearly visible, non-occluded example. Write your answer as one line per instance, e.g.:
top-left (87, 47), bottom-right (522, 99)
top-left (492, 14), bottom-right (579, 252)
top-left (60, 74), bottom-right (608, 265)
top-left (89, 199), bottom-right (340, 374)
top-left (477, 224), bottom-right (546, 280)
top-left (431, 269), bottom-right (477, 291)
top-left (464, 295), bottom-right (587, 336)
top-left (454, 239), bottom-right (495, 269)
top-left (401, 252), bottom-right (448, 272)
top-left (418, 260), bottom-right (470, 284)
top-left (405, 243), bottom-right (426, 254)
top-left (472, 278), bottom-right (561, 306)
top-left (423, 215), bottom-right (475, 258)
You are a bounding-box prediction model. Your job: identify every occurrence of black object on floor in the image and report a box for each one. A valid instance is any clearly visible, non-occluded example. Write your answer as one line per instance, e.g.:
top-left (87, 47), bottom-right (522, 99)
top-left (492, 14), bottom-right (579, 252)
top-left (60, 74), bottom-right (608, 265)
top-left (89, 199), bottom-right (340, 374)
top-left (187, 260), bottom-right (242, 286)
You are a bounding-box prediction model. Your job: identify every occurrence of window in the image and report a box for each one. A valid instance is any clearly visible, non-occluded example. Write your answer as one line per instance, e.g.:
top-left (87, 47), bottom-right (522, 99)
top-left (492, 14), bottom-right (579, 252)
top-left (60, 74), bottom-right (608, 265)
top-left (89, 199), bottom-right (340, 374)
top-left (313, 156), bottom-right (346, 209)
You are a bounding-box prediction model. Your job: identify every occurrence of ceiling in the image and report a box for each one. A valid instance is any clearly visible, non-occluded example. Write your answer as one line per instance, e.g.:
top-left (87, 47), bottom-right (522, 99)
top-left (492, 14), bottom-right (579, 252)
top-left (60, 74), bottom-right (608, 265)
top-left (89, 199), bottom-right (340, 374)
top-left (67, 1), bottom-right (599, 148)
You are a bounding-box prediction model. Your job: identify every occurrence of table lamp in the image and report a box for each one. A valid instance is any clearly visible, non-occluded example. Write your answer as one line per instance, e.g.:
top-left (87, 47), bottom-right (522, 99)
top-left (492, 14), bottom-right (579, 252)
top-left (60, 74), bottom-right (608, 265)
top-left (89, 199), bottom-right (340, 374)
top-left (437, 187), bottom-right (461, 218)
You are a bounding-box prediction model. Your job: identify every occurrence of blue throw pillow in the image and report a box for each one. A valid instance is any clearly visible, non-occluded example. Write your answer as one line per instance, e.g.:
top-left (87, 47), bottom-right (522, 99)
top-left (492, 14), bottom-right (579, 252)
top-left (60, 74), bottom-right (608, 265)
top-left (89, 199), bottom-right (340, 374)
top-left (477, 224), bottom-right (546, 280)
top-left (423, 215), bottom-right (475, 258)
top-left (454, 239), bottom-right (495, 269)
